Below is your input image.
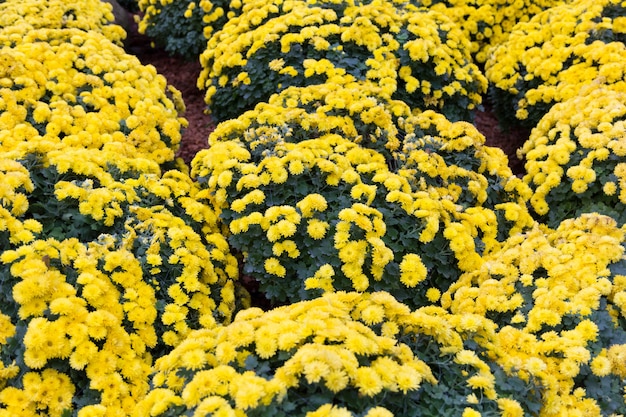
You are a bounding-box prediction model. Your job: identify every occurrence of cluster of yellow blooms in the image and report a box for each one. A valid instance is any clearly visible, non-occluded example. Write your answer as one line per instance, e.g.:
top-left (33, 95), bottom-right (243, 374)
top-left (0, 0), bottom-right (246, 415)
top-left (443, 213), bottom-right (626, 415)
top-left (3, 0), bottom-right (626, 415)
top-left (136, 291), bottom-right (531, 417)
top-left (1, 237), bottom-right (156, 416)
top-left (54, 169), bottom-right (244, 335)
top-left (0, 176), bottom-right (243, 413)
top-left (0, 28), bottom-right (186, 166)
top-left (426, 0), bottom-right (564, 63)
top-left (486, 0), bottom-right (626, 127)
top-left (138, 0), bottom-right (241, 44)
top-left (0, 168), bottom-right (243, 415)
top-left (198, 0), bottom-right (486, 121)
top-left (192, 80), bottom-right (533, 306)
top-left (0, 0), bottom-right (126, 46)
top-left (0, 158), bottom-right (43, 246)
top-left (518, 85), bottom-right (626, 225)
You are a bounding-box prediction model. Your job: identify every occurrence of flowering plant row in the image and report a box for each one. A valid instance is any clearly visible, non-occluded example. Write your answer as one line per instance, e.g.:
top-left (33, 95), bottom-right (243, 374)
top-left (192, 79), bottom-right (533, 308)
top-left (426, 0), bottom-right (564, 64)
top-left (129, 213), bottom-right (626, 416)
top-left (186, 0), bottom-right (626, 413)
top-left (135, 0), bottom-right (565, 70)
top-left (0, 2), bottom-right (247, 415)
top-left (2, 0), bottom-right (626, 416)
top-left (519, 85), bottom-right (626, 227)
top-left (198, 0), bottom-right (487, 122)
top-left (481, 0), bottom-right (626, 232)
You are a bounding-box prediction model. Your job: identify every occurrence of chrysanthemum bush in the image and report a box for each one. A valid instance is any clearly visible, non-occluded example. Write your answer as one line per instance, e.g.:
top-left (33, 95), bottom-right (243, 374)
top-left (485, 0), bottom-right (626, 130)
top-left (48, 164), bottom-right (247, 342)
top-left (137, 0), bottom-right (241, 60)
top-left (191, 80), bottom-right (533, 308)
top-left (518, 85), bottom-right (626, 227)
top-left (0, 151), bottom-right (246, 414)
top-left (443, 213), bottom-right (626, 416)
top-left (0, 237), bottom-right (156, 416)
top-left (198, 0), bottom-right (487, 122)
top-left (135, 291), bottom-right (542, 417)
top-left (0, 28), bottom-right (186, 167)
top-left (0, 0), bottom-right (126, 46)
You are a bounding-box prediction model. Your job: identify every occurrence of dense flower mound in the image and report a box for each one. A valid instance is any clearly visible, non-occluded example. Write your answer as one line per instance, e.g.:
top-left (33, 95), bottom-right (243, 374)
top-left (0, 155), bottom-right (247, 414)
top-left (0, 167), bottom-right (248, 412)
top-left (137, 0), bottom-right (241, 60)
top-left (198, 0), bottom-right (487, 122)
top-left (485, 0), bottom-right (626, 129)
top-left (0, 28), bottom-right (186, 166)
top-left (518, 85), bottom-right (626, 227)
top-left (191, 82), bottom-right (533, 307)
top-left (0, 237), bottom-right (156, 416)
top-left (135, 291), bottom-right (541, 417)
top-left (443, 213), bottom-right (626, 416)
top-left (0, 0), bottom-right (126, 46)
top-left (206, 76), bottom-right (411, 160)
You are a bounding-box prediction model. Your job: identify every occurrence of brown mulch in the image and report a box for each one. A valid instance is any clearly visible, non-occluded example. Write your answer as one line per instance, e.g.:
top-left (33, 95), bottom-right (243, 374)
top-left (124, 16), bottom-right (215, 166)
top-left (123, 15), bottom-right (529, 175)
top-left (474, 102), bottom-right (529, 176)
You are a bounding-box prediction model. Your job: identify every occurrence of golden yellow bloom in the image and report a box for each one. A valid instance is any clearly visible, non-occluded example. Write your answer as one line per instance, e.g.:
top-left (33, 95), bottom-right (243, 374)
top-left (425, 288), bottom-right (441, 303)
top-left (590, 352), bottom-right (612, 377)
top-left (306, 404), bottom-right (353, 417)
top-left (360, 304), bottom-right (385, 325)
top-left (303, 360), bottom-right (331, 384)
top-left (607, 344), bottom-right (626, 377)
top-left (307, 218), bottom-right (330, 240)
top-left (267, 219), bottom-right (298, 242)
top-left (230, 373), bottom-right (268, 410)
top-left (462, 408), bottom-right (481, 417)
top-left (304, 264), bottom-right (335, 293)
top-left (264, 257), bottom-right (286, 277)
top-left (364, 406), bottom-right (394, 417)
top-left (181, 348), bottom-right (207, 371)
top-left (354, 367), bottom-right (384, 396)
top-left (269, 58), bottom-right (286, 72)
top-left (558, 359), bottom-right (580, 378)
top-left (322, 370), bottom-right (349, 393)
top-left (496, 398), bottom-right (524, 417)
top-left (338, 240), bottom-right (367, 264)
top-left (399, 253), bottom-right (428, 287)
